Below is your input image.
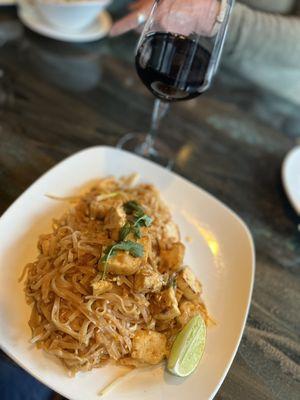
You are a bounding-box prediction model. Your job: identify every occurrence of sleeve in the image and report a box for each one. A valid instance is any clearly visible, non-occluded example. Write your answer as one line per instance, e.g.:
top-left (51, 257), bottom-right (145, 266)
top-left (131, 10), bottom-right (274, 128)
top-left (237, 0), bottom-right (295, 14)
top-left (223, 3), bottom-right (300, 105)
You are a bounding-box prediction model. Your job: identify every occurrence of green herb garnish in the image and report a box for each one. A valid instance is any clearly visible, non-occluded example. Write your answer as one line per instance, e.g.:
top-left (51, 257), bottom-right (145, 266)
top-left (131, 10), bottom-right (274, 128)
top-left (132, 225), bottom-right (142, 239)
top-left (101, 201), bottom-right (152, 279)
top-left (134, 214), bottom-right (153, 227)
top-left (100, 240), bottom-right (144, 279)
top-left (121, 201), bottom-right (153, 240)
top-left (119, 222), bottom-right (132, 241)
top-left (123, 201), bottom-right (143, 215)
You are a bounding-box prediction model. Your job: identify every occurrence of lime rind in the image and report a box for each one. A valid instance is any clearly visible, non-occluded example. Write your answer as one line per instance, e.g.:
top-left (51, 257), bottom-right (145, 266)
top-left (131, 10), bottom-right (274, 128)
top-left (167, 315), bottom-right (206, 377)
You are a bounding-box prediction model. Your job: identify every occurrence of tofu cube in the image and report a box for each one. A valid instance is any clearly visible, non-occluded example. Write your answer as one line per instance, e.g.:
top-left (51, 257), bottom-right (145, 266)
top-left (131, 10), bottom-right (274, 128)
top-left (131, 330), bottom-right (167, 364)
top-left (177, 267), bottom-right (202, 300)
top-left (99, 251), bottom-right (142, 275)
top-left (162, 220), bottom-right (180, 243)
top-left (160, 242), bottom-right (185, 272)
top-left (150, 287), bottom-right (180, 321)
top-left (104, 206), bottom-right (127, 241)
top-left (134, 270), bottom-right (163, 293)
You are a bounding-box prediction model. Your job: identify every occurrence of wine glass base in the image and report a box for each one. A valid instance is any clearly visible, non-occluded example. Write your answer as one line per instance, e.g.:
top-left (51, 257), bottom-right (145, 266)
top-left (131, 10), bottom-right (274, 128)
top-left (117, 133), bottom-right (174, 169)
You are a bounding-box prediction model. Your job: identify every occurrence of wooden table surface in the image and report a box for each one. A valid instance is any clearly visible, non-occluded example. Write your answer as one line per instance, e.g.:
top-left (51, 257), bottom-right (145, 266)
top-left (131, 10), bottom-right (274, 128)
top-left (0, 6), bottom-right (299, 400)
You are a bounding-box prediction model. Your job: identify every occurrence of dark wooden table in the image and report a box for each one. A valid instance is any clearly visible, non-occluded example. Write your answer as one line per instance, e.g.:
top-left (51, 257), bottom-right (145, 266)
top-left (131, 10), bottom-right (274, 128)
top-left (0, 6), bottom-right (299, 400)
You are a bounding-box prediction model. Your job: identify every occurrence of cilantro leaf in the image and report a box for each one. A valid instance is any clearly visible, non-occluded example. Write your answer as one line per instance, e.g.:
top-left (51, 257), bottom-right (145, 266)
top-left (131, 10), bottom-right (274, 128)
top-left (123, 201), bottom-right (144, 215)
top-left (134, 214), bottom-right (153, 228)
top-left (133, 209), bottom-right (144, 219)
top-left (119, 222), bottom-right (132, 241)
top-left (121, 201), bottom-right (153, 240)
top-left (132, 225), bottom-right (142, 239)
top-left (100, 240), bottom-right (144, 279)
top-left (113, 240), bottom-right (144, 257)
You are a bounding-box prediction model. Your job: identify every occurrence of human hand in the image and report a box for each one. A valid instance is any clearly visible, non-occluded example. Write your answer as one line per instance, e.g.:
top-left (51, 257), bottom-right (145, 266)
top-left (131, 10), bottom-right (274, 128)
top-left (110, 0), bottom-right (221, 37)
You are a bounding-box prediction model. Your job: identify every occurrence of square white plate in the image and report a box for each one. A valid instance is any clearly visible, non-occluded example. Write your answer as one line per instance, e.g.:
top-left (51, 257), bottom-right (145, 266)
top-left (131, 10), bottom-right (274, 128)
top-left (0, 146), bottom-right (255, 400)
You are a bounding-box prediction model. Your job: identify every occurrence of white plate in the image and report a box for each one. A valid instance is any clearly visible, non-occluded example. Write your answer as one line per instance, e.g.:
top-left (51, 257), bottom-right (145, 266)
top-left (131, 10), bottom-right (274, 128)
top-left (282, 146), bottom-right (300, 215)
top-left (18, 2), bottom-right (112, 42)
top-left (0, 146), bottom-right (255, 400)
top-left (0, 0), bottom-right (15, 5)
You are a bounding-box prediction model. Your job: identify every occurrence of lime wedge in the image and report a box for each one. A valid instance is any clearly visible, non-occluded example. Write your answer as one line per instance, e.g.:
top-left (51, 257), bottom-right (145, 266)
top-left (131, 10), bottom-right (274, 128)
top-left (167, 315), bottom-right (206, 377)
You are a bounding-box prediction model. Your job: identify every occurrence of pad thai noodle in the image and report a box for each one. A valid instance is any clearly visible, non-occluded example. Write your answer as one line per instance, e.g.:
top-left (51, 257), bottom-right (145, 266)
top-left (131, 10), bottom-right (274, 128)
top-left (21, 175), bottom-right (208, 375)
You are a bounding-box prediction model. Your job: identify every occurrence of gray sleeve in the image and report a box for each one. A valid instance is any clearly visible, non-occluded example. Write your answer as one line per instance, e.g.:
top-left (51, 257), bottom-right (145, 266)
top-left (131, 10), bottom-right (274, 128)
top-left (238, 0), bottom-right (295, 14)
top-left (223, 3), bottom-right (300, 105)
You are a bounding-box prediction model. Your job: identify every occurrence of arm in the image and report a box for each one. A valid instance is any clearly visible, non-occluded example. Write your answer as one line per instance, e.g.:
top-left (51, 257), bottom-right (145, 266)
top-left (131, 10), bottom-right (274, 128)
top-left (224, 3), bottom-right (300, 105)
top-left (238, 0), bottom-right (295, 14)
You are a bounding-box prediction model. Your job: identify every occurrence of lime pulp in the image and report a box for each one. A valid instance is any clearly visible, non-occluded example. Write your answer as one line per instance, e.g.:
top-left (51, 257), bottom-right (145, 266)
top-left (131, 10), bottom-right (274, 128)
top-left (167, 314), bottom-right (206, 377)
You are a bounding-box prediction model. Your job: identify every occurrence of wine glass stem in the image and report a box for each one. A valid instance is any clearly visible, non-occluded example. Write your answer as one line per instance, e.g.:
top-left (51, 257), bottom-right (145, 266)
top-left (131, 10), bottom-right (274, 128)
top-left (141, 99), bottom-right (170, 156)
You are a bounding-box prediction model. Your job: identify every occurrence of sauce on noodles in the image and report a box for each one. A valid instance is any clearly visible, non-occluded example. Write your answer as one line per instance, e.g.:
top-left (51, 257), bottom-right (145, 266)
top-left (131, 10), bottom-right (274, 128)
top-left (21, 176), bottom-right (208, 375)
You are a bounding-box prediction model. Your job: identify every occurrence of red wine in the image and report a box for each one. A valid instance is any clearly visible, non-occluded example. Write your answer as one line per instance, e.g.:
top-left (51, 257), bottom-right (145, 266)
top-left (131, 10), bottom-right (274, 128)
top-left (136, 32), bottom-right (211, 102)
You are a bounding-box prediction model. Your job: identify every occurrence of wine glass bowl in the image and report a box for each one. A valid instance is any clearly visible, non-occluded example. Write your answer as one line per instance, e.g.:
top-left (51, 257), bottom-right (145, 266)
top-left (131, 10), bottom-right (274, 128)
top-left (117, 0), bottom-right (234, 166)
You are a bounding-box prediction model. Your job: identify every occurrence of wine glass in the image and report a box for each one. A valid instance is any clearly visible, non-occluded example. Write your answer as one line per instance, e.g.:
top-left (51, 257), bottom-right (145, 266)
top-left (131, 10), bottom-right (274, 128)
top-left (117, 0), bottom-right (234, 167)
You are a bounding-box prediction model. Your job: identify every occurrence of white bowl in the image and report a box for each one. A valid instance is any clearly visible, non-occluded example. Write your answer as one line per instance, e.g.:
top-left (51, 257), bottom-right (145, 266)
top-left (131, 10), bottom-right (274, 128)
top-left (34, 0), bottom-right (111, 32)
